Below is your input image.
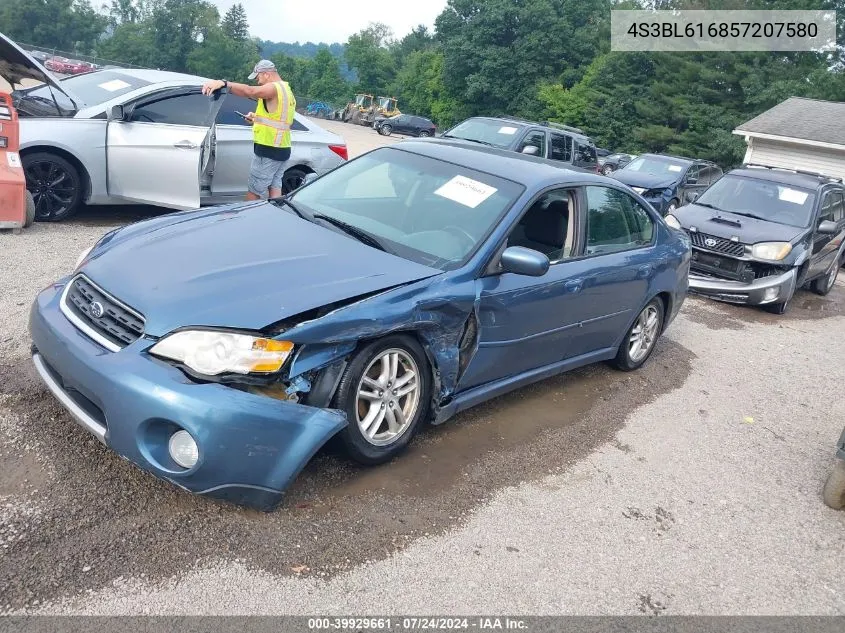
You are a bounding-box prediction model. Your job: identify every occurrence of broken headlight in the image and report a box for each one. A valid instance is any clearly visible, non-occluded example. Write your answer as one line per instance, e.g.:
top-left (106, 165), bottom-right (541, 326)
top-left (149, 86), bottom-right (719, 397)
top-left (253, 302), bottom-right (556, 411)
top-left (149, 330), bottom-right (294, 376)
top-left (751, 242), bottom-right (792, 262)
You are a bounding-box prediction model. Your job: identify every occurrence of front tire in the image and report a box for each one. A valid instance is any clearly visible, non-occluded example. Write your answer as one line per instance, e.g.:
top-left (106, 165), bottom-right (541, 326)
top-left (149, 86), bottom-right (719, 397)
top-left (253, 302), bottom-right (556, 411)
top-left (811, 260), bottom-right (839, 296)
top-left (332, 335), bottom-right (431, 465)
top-left (612, 297), bottom-right (664, 371)
top-left (23, 151), bottom-right (83, 222)
top-left (823, 460), bottom-right (845, 510)
top-left (24, 190), bottom-right (35, 228)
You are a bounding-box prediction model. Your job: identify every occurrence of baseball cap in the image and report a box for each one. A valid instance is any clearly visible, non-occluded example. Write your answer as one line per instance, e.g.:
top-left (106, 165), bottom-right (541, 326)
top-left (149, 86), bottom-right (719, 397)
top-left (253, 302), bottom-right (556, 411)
top-left (248, 59), bottom-right (276, 79)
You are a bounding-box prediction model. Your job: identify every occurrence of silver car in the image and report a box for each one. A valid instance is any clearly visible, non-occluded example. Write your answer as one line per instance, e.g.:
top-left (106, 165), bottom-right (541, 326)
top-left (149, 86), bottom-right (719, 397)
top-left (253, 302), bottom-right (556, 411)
top-left (2, 35), bottom-right (347, 221)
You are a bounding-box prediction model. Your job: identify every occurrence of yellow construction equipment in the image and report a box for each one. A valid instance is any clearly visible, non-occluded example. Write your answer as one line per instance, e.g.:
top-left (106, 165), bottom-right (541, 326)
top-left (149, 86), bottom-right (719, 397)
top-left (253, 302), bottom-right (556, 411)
top-left (360, 96), bottom-right (400, 126)
top-left (342, 93), bottom-right (374, 125)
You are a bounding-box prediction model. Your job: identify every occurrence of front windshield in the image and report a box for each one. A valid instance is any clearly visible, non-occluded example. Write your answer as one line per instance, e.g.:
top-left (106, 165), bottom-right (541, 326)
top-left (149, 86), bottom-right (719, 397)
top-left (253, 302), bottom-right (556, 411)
top-left (624, 156), bottom-right (690, 177)
top-left (289, 147), bottom-right (525, 270)
top-left (695, 174), bottom-right (816, 227)
top-left (443, 118), bottom-right (525, 147)
top-left (16, 71), bottom-right (153, 116)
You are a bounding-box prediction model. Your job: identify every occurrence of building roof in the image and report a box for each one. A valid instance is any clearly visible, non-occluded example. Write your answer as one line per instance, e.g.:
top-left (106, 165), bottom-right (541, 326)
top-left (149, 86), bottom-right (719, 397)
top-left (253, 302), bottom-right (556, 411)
top-left (734, 97), bottom-right (845, 147)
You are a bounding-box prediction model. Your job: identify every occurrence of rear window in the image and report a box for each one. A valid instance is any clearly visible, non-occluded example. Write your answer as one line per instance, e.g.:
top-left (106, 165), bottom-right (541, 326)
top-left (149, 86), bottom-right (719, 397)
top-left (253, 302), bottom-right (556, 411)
top-left (444, 118), bottom-right (525, 148)
top-left (24, 71), bottom-right (152, 108)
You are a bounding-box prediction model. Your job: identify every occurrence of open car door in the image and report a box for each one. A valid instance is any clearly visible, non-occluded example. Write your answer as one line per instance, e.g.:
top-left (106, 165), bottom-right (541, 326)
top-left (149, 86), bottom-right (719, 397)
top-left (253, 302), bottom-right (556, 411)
top-left (106, 86), bottom-right (226, 210)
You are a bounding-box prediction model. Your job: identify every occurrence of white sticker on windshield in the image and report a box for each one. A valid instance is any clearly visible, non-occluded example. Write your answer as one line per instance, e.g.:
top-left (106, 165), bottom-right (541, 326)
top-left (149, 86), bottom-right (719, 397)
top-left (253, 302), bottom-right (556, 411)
top-left (667, 164), bottom-right (683, 172)
top-left (434, 175), bottom-right (498, 208)
top-left (98, 79), bottom-right (131, 92)
top-left (6, 152), bottom-right (20, 168)
top-left (778, 187), bottom-right (809, 204)
top-left (498, 126), bottom-right (518, 135)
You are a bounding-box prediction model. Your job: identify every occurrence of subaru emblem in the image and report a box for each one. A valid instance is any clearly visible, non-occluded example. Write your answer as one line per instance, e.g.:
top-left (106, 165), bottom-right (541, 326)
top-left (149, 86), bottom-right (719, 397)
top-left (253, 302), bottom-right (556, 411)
top-left (704, 238), bottom-right (718, 248)
top-left (89, 301), bottom-right (104, 318)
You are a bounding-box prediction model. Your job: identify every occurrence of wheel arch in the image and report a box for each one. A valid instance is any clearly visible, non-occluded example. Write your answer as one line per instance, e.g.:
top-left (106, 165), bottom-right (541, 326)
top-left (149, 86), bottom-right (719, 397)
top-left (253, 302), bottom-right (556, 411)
top-left (20, 144), bottom-right (92, 202)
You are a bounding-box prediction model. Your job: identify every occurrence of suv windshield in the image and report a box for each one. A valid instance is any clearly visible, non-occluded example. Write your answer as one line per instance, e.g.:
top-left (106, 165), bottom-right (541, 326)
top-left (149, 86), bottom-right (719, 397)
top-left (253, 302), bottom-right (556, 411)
top-left (444, 118), bottom-right (525, 148)
top-left (18, 71), bottom-right (152, 112)
top-left (289, 147), bottom-right (525, 270)
top-left (695, 174), bottom-right (817, 227)
top-left (625, 156), bottom-right (691, 177)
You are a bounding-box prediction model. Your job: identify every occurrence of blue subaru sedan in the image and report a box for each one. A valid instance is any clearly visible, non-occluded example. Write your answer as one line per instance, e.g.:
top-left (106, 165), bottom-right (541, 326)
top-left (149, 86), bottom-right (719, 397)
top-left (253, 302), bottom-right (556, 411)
top-left (29, 139), bottom-right (691, 510)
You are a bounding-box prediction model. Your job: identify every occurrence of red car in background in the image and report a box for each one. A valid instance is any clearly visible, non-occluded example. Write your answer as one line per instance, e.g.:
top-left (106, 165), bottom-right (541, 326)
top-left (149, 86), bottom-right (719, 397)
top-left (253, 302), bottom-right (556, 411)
top-left (44, 57), bottom-right (94, 74)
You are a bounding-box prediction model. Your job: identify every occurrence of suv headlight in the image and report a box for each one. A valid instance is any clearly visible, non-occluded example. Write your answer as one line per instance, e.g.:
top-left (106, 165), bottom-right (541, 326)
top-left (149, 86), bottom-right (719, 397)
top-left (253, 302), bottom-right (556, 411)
top-left (664, 214), bottom-right (682, 229)
top-left (149, 330), bottom-right (294, 376)
top-left (751, 242), bottom-right (792, 261)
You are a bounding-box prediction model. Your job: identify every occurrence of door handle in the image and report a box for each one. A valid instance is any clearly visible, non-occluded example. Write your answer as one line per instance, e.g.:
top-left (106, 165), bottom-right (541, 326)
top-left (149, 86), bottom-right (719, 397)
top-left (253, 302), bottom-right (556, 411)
top-left (565, 279), bottom-right (583, 293)
top-left (174, 140), bottom-right (198, 150)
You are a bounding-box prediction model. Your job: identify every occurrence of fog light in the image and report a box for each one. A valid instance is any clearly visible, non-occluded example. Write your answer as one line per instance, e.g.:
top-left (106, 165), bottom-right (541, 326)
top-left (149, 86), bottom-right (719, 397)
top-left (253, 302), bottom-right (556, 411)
top-left (168, 430), bottom-right (198, 469)
top-left (763, 287), bottom-right (780, 302)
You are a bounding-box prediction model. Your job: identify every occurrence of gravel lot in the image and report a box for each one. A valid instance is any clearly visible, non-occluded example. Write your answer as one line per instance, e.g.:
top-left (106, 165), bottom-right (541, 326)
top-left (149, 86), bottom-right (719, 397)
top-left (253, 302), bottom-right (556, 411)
top-left (1, 120), bottom-right (844, 614)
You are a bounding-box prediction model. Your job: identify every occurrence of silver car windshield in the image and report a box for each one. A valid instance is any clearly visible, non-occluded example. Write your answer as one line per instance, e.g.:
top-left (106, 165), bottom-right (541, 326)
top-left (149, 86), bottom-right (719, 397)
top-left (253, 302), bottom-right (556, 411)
top-left (290, 147), bottom-right (525, 270)
top-left (21, 71), bottom-right (152, 110)
top-left (695, 174), bottom-right (817, 227)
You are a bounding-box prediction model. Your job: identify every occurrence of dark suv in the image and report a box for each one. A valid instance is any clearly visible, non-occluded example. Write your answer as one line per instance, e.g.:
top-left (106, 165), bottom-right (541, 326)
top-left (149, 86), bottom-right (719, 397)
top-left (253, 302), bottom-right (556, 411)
top-left (612, 153), bottom-right (723, 216)
top-left (666, 164), bottom-right (845, 314)
top-left (440, 116), bottom-right (599, 172)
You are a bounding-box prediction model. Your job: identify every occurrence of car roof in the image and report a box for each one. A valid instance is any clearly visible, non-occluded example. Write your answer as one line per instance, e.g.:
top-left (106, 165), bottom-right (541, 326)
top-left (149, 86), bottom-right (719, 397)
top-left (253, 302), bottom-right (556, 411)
top-left (638, 152), bottom-right (699, 164)
top-left (463, 116), bottom-right (594, 142)
top-left (727, 165), bottom-right (843, 190)
top-left (385, 137), bottom-right (608, 186)
top-left (103, 67), bottom-right (208, 84)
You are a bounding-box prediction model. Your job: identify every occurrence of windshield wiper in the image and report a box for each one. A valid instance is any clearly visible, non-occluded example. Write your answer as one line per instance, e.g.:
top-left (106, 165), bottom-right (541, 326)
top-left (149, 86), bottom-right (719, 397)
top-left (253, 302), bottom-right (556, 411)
top-left (442, 134), bottom-right (494, 146)
top-left (312, 214), bottom-right (391, 253)
top-left (695, 202), bottom-right (726, 213)
top-left (273, 196), bottom-right (309, 220)
top-left (728, 211), bottom-right (769, 221)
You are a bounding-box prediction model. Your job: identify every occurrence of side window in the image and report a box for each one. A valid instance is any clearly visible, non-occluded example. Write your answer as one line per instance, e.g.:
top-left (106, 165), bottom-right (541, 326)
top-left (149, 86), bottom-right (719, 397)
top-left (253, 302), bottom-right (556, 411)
top-left (216, 94), bottom-right (257, 126)
top-left (506, 189), bottom-right (575, 262)
top-left (574, 141), bottom-right (596, 166)
top-left (685, 165), bottom-right (702, 185)
top-left (585, 186), bottom-right (655, 255)
top-left (518, 131), bottom-right (546, 157)
top-left (833, 191), bottom-right (845, 221)
top-left (549, 133), bottom-right (572, 162)
top-left (819, 190), bottom-right (843, 223)
top-left (128, 92), bottom-right (210, 126)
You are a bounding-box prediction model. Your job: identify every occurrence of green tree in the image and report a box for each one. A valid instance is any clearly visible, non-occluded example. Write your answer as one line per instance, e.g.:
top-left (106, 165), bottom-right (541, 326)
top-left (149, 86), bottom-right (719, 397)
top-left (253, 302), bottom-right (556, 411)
top-left (221, 2), bottom-right (250, 41)
top-left (187, 26), bottom-right (258, 80)
top-left (306, 47), bottom-right (350, 103)
top-left (344, 22), bottom-right (397, 95)
top-left (394, 49), bottom-right (458, 126)
top-left (0, 0), bottom-right (107, 52)
top-left (148, 0), bottom-right (220, 72)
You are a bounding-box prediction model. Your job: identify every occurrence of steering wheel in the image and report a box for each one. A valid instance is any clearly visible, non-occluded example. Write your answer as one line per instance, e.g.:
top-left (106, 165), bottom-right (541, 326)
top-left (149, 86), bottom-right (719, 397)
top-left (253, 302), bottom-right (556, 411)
top-left (443, 225), bottom-right (476, 250)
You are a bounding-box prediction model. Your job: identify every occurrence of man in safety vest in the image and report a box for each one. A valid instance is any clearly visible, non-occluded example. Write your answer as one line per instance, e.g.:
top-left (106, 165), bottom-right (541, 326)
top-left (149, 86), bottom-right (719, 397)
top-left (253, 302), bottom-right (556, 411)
top-left (202, 59), bottom-right (296, 200)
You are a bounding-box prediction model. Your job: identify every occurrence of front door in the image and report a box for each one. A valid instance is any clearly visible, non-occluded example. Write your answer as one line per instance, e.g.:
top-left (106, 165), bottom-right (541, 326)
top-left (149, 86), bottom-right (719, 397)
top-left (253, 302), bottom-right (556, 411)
top-left (106, 88), bottom-right (224, 210)
top-left (810, 189), bottom-right (845, 277)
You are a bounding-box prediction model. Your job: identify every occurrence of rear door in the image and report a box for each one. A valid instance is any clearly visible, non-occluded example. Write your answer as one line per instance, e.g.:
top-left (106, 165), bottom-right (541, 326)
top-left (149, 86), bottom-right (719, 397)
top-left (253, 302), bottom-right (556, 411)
top-left (106, 87), bottom-right (225, 209)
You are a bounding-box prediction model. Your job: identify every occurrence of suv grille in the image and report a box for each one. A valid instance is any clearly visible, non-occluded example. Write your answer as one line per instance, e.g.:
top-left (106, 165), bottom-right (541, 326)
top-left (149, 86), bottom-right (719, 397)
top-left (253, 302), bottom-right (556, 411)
top-left (689, 231), bottom-right (745, 257)
top-left (64, 276), bottom-right (145, 349)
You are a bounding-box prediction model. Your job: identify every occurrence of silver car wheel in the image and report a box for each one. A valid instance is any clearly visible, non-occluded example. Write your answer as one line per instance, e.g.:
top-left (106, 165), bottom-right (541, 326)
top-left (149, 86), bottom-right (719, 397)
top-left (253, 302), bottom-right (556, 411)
top-left (356, 348), bottom-right (420, 447)
top-left (628, 305), bottom-right (660, 363)
top-left (827, 262), bottom-right (839, 290)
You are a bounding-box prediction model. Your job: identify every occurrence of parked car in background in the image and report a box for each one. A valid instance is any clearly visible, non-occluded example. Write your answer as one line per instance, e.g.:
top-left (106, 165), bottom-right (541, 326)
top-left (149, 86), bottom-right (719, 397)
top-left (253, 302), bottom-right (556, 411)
top-left (29, 50), bottom-right (50, 62)
top-left (2, 34), bottom-right (347, 222)
top-left (596, 147), bottom-right (611, 165)
top-left (374, 113), bottom-right (436, 137)
top-left (45, 56), bottom-right (76, 74)
top-left (666, 164), bottom-right (845, 314)
top-left (823, 427), bottom-right (845, 510)
top-left (601, 153), bottom-right (637, 175)
top-left (612, 153), bottom-right (723, 215)
top-left (440, 116), bottom-right (599, 173)
top-left (30, 138), bottom-right (691, 510)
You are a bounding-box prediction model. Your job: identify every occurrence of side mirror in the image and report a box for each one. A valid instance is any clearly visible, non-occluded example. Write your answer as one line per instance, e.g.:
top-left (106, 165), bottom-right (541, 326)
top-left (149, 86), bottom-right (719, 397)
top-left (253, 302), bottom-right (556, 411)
top-left (685, 191), bottom-right (700, 203)
top-left (817, 220), bottom-right (839, 235)
top-left (109, 105), bottom-right (125, 121)
top-left (499, 246), bottom-right (549, 277)
top-left (685, 177), bottom-right (698, 185)
top-left (521, 145), bottom-right (539, 156)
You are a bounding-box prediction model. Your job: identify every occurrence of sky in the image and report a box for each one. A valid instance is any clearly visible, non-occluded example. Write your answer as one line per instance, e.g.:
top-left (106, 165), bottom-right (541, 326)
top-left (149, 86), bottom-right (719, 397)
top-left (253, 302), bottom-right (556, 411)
top-left (212, 0), bottom-right (449, 44)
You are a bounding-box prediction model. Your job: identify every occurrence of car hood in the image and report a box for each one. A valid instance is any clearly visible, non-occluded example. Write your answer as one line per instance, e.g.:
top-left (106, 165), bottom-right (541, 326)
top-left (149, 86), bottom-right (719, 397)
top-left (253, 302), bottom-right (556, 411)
top-left (0, 33), bottom-right (77, 104)
top-left (674, 203), bottom-right (809, 243)
top-left (612, 170), bottom-right (678, 190)
top-left (80, 202), bottom-right (443, 337)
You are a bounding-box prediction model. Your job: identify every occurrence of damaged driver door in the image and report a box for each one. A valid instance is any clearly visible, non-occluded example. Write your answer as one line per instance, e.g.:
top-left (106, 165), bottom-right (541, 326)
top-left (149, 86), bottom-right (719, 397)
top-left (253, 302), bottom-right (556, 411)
top-left (106, 86), bottom-right (225, 210)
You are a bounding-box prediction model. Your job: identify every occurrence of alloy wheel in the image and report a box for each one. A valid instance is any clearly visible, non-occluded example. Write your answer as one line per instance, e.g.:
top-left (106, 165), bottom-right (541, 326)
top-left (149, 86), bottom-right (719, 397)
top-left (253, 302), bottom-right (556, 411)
top-left (25, 159), bottom-right (76, 221)
top-left (355, 348), bottom-right (420, 447)
top-left (628, 304), bottom-right (660, 363)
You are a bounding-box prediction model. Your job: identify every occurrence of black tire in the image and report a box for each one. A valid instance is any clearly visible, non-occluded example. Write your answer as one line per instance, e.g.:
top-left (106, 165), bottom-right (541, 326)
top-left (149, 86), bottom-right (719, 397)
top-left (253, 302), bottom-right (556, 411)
top-left (418, 130), bottom-right (431, 138)
top-left (24, 190), bottom-right (35, 228)
top-left (381, 124), bottom-right (392, 136)
top-left (764, 298), bottom-right (790, 315)
top-left (332, 334), bottom-right (431, 465)
top-left (823, 460), bottom-right (845, 510)
top-left (281, 167), bottom-right (309, 194)
top-left (810, 261), bottom-right (839, 296)
top-left (612, 297), bottom-right (665, 371)
top-left (22, 151), bottom-right (83, 222)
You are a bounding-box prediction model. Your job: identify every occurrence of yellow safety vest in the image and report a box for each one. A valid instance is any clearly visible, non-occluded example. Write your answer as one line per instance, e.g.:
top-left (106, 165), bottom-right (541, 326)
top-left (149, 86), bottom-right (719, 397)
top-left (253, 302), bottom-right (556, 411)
top-left (253, 81), bottom-right (296, 149)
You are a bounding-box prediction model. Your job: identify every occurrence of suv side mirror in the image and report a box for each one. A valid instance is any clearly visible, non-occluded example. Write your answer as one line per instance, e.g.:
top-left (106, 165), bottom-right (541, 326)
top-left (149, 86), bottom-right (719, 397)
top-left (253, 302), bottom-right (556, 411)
top-left (685, 191), bottom-right (700, 203)
top-left (499, 246), bottom-right (549, 277)
top-left (817, 220), bottom-right (839, 235)
top-left (109, 105), bottom-right (125, 121)
top-left (685, 176), bottom-right (698, 185)
top-left (521, 145), bottom-right (539, 156)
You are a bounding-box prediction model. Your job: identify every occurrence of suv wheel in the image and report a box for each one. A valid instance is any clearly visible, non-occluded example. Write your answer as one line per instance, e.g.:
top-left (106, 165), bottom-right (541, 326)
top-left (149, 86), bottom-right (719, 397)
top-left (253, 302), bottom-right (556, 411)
top-left (823, 460), bottom-right (845, 510)
top-left (811, 261), bottom-right (839, 296)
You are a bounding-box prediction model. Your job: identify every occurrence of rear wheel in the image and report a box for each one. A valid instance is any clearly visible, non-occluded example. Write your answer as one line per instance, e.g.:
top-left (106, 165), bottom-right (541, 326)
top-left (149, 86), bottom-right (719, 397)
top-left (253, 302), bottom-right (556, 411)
top-left (811, 260), bottom-right (839, 296)
top-left (281, 167), bottom-right (309, 194)
top-left (612, 297), bottom-right (664, 371)
top-left (418, 130), bottom-right (431, 138)
top-left (332, 335), bottom-right (431, 465)
top-left (823, 460), bottom-right (845, 510)
top-left (381, 124), bottom-right (393, 136)
top-left (23, 152), bottom-right (83, 222)
top-left (24, 190), bottom-right (35, 228)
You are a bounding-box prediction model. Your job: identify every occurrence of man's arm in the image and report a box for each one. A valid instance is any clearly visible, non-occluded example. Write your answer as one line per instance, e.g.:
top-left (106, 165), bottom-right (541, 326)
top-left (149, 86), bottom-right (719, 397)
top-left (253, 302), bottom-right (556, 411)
top-left (201, 79), bottom-right (277, 99)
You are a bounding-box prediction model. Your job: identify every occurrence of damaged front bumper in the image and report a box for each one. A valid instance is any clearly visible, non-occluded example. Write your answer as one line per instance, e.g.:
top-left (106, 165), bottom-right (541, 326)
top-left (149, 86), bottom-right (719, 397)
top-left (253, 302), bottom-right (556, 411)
top-left (29, 281), bottom-right (347, 511)
top-left (688, 267), bottom-right (797, 306)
